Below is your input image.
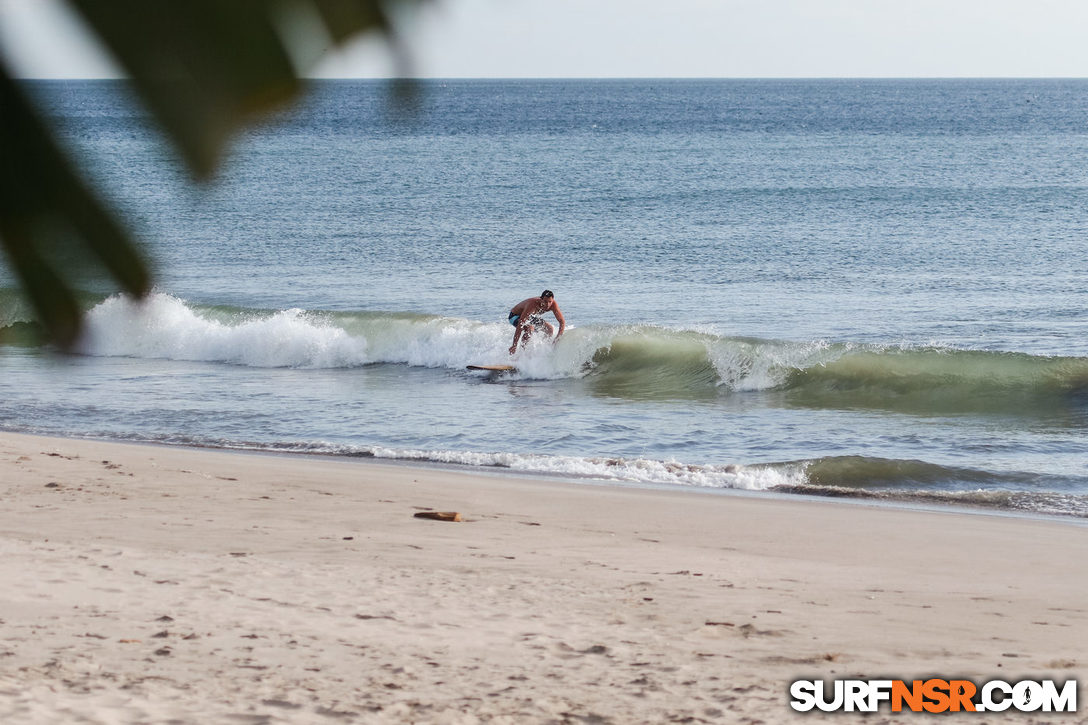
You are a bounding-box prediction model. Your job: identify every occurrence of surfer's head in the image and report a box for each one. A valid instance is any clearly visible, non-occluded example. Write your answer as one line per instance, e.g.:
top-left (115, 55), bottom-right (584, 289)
top-left (541, 290), bottom-right (554, 299)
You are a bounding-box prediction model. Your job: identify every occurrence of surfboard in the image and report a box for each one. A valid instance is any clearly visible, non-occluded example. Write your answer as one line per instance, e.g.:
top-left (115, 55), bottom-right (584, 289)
top-left (467, 364), bottom-right (516, 372)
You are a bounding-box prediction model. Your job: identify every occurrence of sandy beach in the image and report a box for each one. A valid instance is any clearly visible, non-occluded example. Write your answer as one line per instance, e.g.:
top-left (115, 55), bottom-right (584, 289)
top-left (0, 431), bottom-right (1084, 723)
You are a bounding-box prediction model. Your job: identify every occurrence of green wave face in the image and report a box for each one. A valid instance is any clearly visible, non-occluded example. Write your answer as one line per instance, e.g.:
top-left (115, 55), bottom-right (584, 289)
top-left (584, 331), bottom-right (725, 401)
top-left (797, 455), bottom-right (1041, 489)
top-left (780, 348), bottom-right (1088, 418)
top-left (580, 331), bottom-right (1088, 419)
top-left (762, 455), bottom-right (1088, 517)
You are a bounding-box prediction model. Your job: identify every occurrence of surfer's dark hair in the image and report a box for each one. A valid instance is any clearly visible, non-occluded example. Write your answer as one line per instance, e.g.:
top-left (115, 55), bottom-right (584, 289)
top-left (541, 289), bottom-right (554, 298)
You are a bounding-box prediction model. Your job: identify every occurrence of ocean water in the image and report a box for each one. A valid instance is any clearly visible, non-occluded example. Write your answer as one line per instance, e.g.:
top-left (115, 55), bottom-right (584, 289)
top-left (4, 79), bottom-right (1088, 517)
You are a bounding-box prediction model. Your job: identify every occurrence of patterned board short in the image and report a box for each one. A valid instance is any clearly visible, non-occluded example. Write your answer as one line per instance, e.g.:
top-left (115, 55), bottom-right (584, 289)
top-left (509, 315), bottom-right (545, 329)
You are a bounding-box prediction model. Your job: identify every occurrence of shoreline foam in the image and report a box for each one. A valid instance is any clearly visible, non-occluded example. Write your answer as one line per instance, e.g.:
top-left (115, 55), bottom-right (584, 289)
top-left (6, 425), bottom-right (1088, 520)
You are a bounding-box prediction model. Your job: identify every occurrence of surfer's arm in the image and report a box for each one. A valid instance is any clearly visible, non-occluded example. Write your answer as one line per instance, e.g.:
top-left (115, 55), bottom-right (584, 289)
top-left (552, 305), bottom-right (566, 340)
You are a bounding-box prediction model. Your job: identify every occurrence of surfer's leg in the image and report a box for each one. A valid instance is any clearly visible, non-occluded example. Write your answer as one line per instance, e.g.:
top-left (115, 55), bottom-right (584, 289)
top-left (519, 320), bottom-right (534, 345)
top-left (509, 316), bottom-right (524, 354)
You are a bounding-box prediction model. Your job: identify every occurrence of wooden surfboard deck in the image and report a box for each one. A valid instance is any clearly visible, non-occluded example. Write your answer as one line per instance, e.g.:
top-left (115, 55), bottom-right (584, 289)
top-left (467, 364), bottom-right (517, 372)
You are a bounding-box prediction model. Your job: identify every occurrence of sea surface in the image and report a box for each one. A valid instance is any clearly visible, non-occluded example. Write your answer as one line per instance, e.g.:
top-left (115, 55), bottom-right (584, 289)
top-left (4, 79), bottom-right (1088, 517)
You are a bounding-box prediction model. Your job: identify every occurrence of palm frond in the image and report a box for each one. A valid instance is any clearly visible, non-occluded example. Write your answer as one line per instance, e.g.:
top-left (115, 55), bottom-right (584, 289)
top-left (0, 0), bottom-right (416, 346)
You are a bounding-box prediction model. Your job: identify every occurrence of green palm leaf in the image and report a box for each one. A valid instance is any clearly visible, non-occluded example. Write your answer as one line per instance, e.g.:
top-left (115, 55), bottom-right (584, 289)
top-left (0, 0), bottom-right (415, 346)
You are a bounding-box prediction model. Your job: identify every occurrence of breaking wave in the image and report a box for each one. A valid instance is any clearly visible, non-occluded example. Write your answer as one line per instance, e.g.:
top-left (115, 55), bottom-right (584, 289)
top-left (5, 291), bottom-right (1088, 418)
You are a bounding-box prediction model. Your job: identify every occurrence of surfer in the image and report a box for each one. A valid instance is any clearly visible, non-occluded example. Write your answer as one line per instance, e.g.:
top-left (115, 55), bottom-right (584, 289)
top-left (509, 290), bottom-right (566, 354)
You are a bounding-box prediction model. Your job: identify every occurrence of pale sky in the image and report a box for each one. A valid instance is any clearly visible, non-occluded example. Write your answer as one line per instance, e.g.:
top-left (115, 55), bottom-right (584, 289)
top-left (2, 0), bottom-right (1088, 79)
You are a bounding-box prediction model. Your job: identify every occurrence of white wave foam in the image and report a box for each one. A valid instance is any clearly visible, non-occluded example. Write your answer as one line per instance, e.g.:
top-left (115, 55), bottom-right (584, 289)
top-left (706, 337), bottom-right (835, 392)
top-left (73, 293), bottom-right (846, 387)
top-left (76, 293), bottom-right (546, 372)
top-left (356, 314), bottom-right (512, 370)
top-left (364, 446), bottom-right (806, 490)
top-left (80, 293), bottom-right (368, 368)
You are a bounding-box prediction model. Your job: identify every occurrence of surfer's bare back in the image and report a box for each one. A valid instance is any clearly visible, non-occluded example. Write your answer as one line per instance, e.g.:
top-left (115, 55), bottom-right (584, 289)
top-left (508, 290), bottom-right (566, 354)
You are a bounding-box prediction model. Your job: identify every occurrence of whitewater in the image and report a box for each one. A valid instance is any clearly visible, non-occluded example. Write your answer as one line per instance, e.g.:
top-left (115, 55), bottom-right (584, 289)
top-left (5, 78), bottom-right (1088, 517)
top-left (5, 289), bottom-right (1087, 516)
top-left (75, 293), bottom-right (1088, 416)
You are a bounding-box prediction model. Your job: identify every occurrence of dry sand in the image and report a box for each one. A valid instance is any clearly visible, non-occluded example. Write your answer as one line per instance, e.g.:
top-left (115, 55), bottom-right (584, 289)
top-left (0, 431), bottom-right (1085, 723)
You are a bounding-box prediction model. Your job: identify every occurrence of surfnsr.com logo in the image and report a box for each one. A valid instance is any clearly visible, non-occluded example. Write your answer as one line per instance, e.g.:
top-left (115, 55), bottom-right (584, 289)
top-left (790, 678), bottom-right (1078, 713)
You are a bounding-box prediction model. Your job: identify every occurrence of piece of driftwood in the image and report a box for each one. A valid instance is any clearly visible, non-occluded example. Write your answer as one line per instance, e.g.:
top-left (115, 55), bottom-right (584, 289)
top-left (413, 511), bottom-right (462, 522)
